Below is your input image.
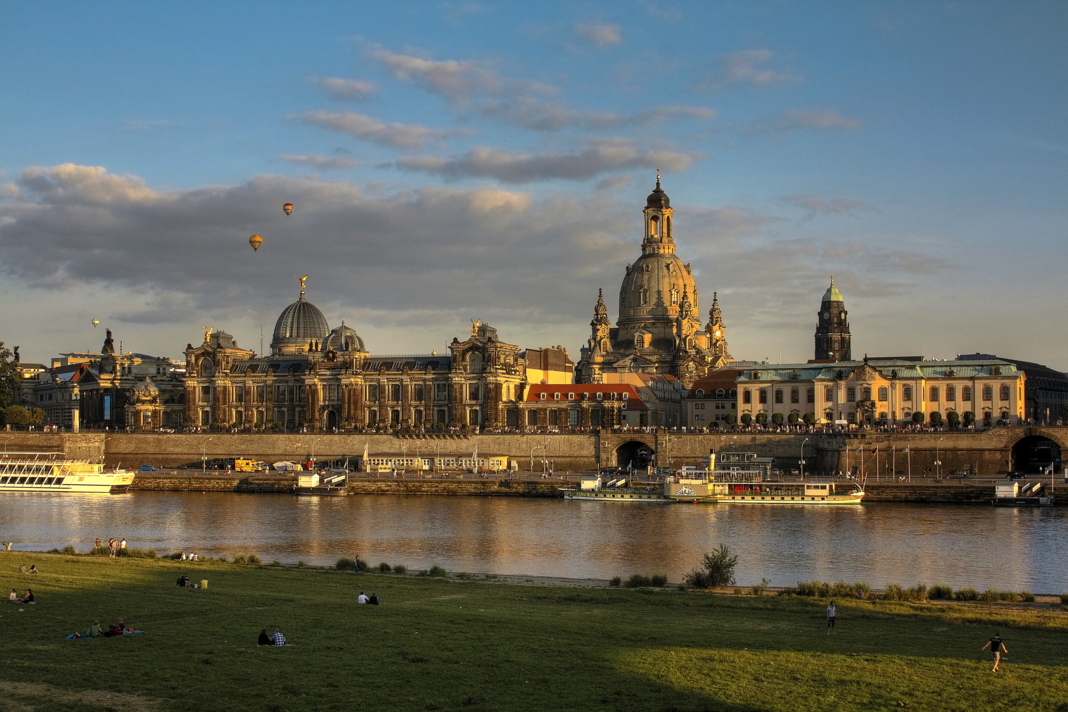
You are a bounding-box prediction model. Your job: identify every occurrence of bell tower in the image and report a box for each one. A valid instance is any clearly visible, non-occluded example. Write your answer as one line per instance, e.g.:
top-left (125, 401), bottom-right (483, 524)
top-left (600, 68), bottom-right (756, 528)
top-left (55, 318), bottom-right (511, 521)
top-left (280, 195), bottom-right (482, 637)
top-left (814, 277), bottom-right (851, 361)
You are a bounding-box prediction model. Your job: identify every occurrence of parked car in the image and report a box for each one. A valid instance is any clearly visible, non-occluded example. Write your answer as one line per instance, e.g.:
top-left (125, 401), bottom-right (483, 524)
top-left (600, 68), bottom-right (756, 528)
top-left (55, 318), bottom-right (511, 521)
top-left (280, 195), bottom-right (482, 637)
top-left (139, 465), bottom-right (157, 472)
top-left (1005, 471), bottom-right (1027, 480)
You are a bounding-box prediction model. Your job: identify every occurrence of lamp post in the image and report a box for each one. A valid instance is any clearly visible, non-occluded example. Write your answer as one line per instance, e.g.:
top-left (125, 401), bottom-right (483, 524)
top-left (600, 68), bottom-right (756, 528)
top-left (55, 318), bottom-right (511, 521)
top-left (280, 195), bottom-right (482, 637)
top-left (201, 437), bottom-right (213, 473)
top-left (530, 444), bottom-right (544, 473)
top-left (935, 437), bottom-right (944, 480)
top-left (311, 436), bottom-right (323, 471)
top-left (800, 438), bottom-right (809, 479)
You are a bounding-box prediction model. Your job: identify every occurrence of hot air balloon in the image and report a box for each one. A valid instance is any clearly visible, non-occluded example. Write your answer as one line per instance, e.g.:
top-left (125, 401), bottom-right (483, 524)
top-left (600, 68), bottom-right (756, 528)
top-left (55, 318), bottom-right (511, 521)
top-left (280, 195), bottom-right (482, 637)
top-left (282, 203), bottom-right (294, 216)
top-left (92, 318), bottom-right (100, 328)
top-left (249, 234), bottom-right (263, 252)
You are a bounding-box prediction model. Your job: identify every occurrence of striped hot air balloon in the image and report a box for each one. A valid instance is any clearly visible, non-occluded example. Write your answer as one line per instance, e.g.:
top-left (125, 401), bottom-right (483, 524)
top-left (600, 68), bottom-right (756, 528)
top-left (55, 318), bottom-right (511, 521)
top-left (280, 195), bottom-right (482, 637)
top-left (249, 234), bottom-right (263, 251)
top-left (282, 203), bottom-right (294, 216)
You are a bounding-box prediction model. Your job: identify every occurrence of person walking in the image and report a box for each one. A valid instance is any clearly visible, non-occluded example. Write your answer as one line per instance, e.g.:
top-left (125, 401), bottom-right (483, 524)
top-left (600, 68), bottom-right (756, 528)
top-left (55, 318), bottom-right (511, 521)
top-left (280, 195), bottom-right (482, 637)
top-left (981, 633), bottom-right (1007, 672)
top-left (827, 601), bottom-right (837, 633)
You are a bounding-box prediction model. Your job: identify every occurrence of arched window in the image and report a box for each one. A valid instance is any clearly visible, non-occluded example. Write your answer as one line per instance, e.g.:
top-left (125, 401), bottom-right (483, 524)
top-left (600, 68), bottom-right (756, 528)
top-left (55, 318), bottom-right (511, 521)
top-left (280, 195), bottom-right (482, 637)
top-left (639, 288), bottom-right (649, 306)
top-left (743, 390), bottom-right (751, 404)
top-left (199, 359), bottom-right (215, 378)
top-left (962, 386), bottom-right (972, 401)
top-left (878, 386), bottom-right (888, 402)
top-left (999, 385), bottom-right (1010, 401)
top-left (759, 390), bottom-right (767, 404)
top-left (790, 388), bottom-right (799, 403)
top-left (695, 389), bottom-right (704, 398)
top-left (650, 215), bottom-right (660, 237)
top-left (930, 386), bottom-right (939, 402)
top-left (775, 389), bottom-right (783, 404)
top-left (862, 387), bottom-right (871, 401)
top-left (807, 388), bottom-right (814, 403)
top-left (671, 289), bottom-right (680, 305)
top-left (730, 389), bottom-right (737, 398)
top-left (716, 389), bottom-right (725, 398)
top-left (467, 352), bottom-right (484, 374)
top-left (903, 385), bottom-right (912, 401)
top-left (982, 385), bottom-right (993, 401)
top-left (946, 385), bottom-right (956, 401)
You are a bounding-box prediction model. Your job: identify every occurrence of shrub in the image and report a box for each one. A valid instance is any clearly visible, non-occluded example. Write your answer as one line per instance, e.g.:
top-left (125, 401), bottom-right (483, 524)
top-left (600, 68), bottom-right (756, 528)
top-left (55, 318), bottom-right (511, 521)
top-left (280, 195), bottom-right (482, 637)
top-left (978, 589), bottom-right (1002, 602)
top-left (90, 546), bottom-right (109, 557)
top-left (771, 413), bottom-right (784, 426)
top-left (853, 582), bottom-right (872, 599)
top-left (906, 584), bottom-right (928, 602)
top-left (650, 574), bottom-right (668, 587)
top-left (803, 412), bottom-right (816, 425)
top-left (378, 562), bottom-right (392, 573)
top-left (457, 572), bottom-right (474, 580)
top-left (752, 578), bottom-right (771, 596)
top-left (335, 557), bottom-right (356, 571)
top-left (955, 587), bottom-right (979, 601)
top-left (428, 565), bottom-right (447, 578)
top-left (684, 544), bottom-right (738, 589)
top-left (609, 577), bottom-right (621, 587)
top-left (930, 584), bottom-right (954, 600)
top-left (883, 583), bottom-right (905, 601)
top-left (625, 574), bottom-right (651, 588)
top-left (755, 413), bottom-right (768, 426)
top-left (392, 565), bottom-right (407, 575)
top-left (231, 554), bottom-right (247, 565)
top-left (47, 545), bottom-right (77, 555)
top-left (119, 548), bottom-right (157, 559)
top-left (1060, 593), bottom-right (1068, 605)
top-left (740, 413), bottom-right (752, 426)
top-left (1019, 591), bottom-right (1035, 603)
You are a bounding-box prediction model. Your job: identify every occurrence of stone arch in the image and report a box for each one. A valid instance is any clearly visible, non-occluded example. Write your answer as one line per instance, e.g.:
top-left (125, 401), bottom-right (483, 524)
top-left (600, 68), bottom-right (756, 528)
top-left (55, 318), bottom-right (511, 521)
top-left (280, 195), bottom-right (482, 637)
top-left (1010, 435), bottom-right (1062, 474)
top-left (615, 440), bottom-right (655, 472)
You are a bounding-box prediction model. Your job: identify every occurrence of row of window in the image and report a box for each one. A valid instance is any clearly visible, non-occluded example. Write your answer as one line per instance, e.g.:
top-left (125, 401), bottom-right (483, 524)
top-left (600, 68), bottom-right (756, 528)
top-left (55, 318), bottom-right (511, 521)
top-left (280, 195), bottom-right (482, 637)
top-left (207, 382), bottom-right (514, 406)
top-left (538, 391), bottom-right (628, 402)
top-left (741, 384), bottom-right (1013, 405)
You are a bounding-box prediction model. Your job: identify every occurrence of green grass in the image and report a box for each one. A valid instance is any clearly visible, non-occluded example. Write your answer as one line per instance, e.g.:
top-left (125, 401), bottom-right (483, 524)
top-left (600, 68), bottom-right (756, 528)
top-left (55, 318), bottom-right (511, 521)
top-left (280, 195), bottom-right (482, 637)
top-left (1, 554), bottom-right (1066, 712)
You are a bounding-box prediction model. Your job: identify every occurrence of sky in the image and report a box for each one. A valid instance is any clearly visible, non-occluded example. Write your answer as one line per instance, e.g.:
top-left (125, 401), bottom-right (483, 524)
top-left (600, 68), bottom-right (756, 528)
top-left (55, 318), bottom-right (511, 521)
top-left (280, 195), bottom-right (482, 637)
top-left (1, 1), bottom-right (1066, 372)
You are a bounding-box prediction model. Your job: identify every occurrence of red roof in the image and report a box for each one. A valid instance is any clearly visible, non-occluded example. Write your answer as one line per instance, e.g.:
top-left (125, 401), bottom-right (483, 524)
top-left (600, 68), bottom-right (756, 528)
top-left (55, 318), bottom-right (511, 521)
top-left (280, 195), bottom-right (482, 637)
top-left (524, 384), bottom-right (648, 410)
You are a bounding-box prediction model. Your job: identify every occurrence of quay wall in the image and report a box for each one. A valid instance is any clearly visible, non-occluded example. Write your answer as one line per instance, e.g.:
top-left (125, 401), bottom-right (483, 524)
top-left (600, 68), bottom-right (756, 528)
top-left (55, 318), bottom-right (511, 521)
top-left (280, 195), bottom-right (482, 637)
top-left (4, 427), bottom-right (1064, 482)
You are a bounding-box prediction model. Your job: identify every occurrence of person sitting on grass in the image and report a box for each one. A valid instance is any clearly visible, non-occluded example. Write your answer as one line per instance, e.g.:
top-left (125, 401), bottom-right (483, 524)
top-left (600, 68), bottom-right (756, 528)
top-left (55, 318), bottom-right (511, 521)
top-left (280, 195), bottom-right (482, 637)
top-left (258, 629), bottom-right (271, 646)
top-left (75, 622), bottom-right (102, 638)
top-left (8, 588), bottom-right (19, 604)
top-left (21, 589), bottom-right (35, 604)
top-left (103, 618), bottom-right (127, 636)
top-left (357, 591), bottom-right (368, 604)
top-left (177, 575), bottom-right (191, 587)
top-left (29, 565), bottom-right (38, 574)
top-left (270, 629), bottom-right (287, 646)
top-left (369, 593), bottom-right (380, 605)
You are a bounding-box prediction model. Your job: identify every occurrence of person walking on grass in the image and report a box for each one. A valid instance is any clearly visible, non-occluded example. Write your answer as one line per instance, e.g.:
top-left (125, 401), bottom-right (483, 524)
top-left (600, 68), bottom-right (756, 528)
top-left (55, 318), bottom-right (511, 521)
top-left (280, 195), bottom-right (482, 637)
top-left (982, 633), bottom-right (1007, 672)
top-left (827, 601), bottom-right (836, 633)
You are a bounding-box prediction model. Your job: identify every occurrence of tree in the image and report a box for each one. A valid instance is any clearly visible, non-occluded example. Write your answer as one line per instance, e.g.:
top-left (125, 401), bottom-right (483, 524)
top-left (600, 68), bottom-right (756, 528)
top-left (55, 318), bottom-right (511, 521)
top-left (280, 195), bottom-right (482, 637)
top-left (755, 412), bottom-right (768, 426)
top-left (4, 405), bottom-right (31, 426)
top-left (803, 412), bottom-right (816, 425)
top-left (771, 412), bottom-right (784, 426)
top-left (684, 544), bottom-right (739, 589)
top-left (788, 412), bottom-right (799, 424)
top-left (947, 411), bottom-right (961, 428)
top-left (724, 412), bottom-right (737, 425)
top-left (740, 413), bottom-right (752, 426)
top-left (963, 411), bottom-right (975, 427)
top-left (0, 342), bottom-right (20, 426)
top-left (929, 411), bottom-right (943, 427)
top-left (912, 412), bottom-right (925, 424)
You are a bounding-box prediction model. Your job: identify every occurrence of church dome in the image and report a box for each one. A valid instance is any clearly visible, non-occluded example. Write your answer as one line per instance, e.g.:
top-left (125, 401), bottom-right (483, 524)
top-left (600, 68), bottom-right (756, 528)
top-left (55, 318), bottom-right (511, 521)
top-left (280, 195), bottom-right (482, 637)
top-left (323, 322), bottom-right (366, 353)
top-left (271, 288), bottom-right (329, 355)
top-left (646, 177), bottom-right (670, 209)
top-left (618, 252), bottom-right (697, 325)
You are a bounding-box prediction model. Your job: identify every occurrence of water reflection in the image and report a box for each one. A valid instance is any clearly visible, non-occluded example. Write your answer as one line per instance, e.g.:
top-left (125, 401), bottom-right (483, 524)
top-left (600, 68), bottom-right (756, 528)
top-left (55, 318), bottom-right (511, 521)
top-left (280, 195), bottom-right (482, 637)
top-left (2, 493), bottom-right (1065, 592)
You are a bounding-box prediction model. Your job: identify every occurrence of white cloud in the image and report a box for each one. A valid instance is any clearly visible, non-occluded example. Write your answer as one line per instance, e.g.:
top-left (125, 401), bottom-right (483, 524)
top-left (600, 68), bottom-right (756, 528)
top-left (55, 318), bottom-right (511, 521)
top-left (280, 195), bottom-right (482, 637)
top-left (395, 140), bottom-right (699, 183)
top-left (783, 195), bottom-right (879, 219)
top-left (276, 154), bottom-right (357, 169)
top-left (574, 23), bottom-right (622, 48)
top-left (300, 111), bottom-right (467, 149)
top-left (699, 49), bottom-right (800, 90)
top-left (311, 77), bottom-right (376, 101)
top-left (370, 48), bottom-right (511, 104)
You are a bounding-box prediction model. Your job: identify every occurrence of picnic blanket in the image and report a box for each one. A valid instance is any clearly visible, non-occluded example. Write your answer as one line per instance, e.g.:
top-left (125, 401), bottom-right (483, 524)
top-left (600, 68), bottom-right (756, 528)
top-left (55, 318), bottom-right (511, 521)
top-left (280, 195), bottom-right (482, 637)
top-left (65, 630), bottom-right (144, 639)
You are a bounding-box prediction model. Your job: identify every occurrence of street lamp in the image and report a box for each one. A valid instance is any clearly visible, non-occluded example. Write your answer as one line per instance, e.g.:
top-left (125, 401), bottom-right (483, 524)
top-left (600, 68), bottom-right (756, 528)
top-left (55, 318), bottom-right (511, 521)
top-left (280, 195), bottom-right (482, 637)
top-left (201, 437), bottom-right (214, 473)
top-left (936, 437), bottom-right (944, 480)
top-left (800, 438), bottom-right (809, 479)
top-left (530, 444), bottom-right (544, 473)
top-left (311, 436), bottom-right (323, 470)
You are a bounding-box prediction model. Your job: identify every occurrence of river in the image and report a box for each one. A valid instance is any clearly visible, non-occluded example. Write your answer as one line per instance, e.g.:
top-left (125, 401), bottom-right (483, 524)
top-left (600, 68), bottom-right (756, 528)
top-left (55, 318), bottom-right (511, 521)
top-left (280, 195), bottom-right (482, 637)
top-left (3, 492), bottom-right (1065, 593)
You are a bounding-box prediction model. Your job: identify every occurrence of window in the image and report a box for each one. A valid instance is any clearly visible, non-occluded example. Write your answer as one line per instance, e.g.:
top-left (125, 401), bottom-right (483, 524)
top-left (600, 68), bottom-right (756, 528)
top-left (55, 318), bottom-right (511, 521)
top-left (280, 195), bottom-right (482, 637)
top-left (414, 384), bottom-right (425, 402)
top-left (549, 410), bottom-right (559, 426)
top-left (807, 388), bottom-right (815, 403)
top-left (1000, 385), bottom-right (1010, 401)
top-left (962, 386), bottom-right (972, 401)
top-left (846, 387), bottom-right (855, 403)
top-left (468, 384), bottom-right (481, 401)
top-left (775, 389), bottom-right (783, 404)
top-left (903, 385), bottom-right (912, 401)
top-left (639, 289), bottom-right (649, 306)
top-left (367, 384), bottom-right (378, 401)
top-left (743, 390), bottom-right (751, 404)
top-left (256, 386), bottom-right (266, 403)
top-left (435, 383), bottom-right (448, 401)
top-left (568, 392), bottom-right (575, 401)
top-left (877, 387), bottom-right (888, 402)
top-left (391, 384), bottom-right (402, 401)
top-left (759, 390), bottom-right (767, 404)
top-left (717, 389), bottom-right (725, 398)
top-left (234, 386), bottom-right (245, 404)
top-left (730, 389), bottom-right (736, 398)
top-left (621, 392), bottom-right (627, 400)
top-left (539, 393), bottom-right (547, 401)
top-left (671, 289), bottom-right (680, 305)
top-left (553, 392), bottom-right (560, 401)
top-left (527, 411), bottom-right (538, 426)
top-left (596, 392), bottom-right (603, 400)
top-left (695, 389), bottom-right (704, 398)
top-left (946, 385), bottom-right (956, 401)
top-left (930, 386), bottom-right (939, 402)
top-left (862, 387), bottom-right (871, 401)
top-left (569, 410), bottom-right (580, 427)
top-left (825, 387), bottom-right (834, 402)
top-left (791, 388), bottom-right (799, 404)
top-left (982, 385), bottom-right (992, 401)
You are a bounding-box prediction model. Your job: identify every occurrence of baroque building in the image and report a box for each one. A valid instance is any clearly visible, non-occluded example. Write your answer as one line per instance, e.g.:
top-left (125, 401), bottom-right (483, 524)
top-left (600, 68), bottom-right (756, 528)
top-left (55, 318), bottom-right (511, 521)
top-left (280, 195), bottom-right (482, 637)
top-left (814, 277), bottom-right (851, 362)
top-left (183, 279), bottom-right (525, 432)
top-left (575, 174), bottom-right (731, 388)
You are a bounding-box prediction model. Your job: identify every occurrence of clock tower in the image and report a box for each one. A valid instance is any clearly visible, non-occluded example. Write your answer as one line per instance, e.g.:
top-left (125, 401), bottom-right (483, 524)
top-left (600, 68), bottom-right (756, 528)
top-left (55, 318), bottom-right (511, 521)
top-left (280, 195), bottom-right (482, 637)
top-left (814, 277), bottom-right (851, 362)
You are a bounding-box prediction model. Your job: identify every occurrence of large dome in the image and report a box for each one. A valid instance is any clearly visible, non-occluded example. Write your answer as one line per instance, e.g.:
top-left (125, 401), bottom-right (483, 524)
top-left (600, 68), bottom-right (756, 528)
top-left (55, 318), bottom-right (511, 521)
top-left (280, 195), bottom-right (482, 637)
top-left (323, 321), bottom-right (366, 353)
top-left (271, 291), bottom-right (329, 355)
top-left (617, 252), bottom-right (697, 324)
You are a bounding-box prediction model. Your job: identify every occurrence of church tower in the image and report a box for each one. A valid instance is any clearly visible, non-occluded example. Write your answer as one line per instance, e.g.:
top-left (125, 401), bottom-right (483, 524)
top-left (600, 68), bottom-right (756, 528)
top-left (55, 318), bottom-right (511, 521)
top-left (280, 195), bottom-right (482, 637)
top-left (814, 277), bottom-right (851, 361)
top-left (705, 292), bottom-right (732, 368)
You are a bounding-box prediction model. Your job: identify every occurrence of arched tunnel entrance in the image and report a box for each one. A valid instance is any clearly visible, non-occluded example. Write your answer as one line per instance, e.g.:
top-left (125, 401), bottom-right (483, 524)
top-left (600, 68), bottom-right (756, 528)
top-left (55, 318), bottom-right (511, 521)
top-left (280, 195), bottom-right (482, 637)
top-left (1011, 436), bottom-right (1062, 474)
top-left (614, 440), bottom-right (655, 473)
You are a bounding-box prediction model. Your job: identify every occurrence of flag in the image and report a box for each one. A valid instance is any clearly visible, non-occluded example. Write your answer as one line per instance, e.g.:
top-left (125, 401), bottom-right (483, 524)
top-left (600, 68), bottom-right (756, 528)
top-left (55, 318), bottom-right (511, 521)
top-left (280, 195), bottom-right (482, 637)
top-left (873, 447), bottom-right (879, 455)
top-left (855, 447), bottom-right (862, 454)
top-left (890, 447), bottom-right (895, 453)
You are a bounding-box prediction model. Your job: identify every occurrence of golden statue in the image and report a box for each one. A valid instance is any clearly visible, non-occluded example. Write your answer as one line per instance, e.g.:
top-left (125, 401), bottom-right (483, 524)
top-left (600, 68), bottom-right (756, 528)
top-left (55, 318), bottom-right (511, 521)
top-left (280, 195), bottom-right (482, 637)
top-left (298, 275), bottom-right (309, 297)
top-left (471, 319), bottom-right (482, 336)
top-left (202, 326), bottom-right (213, 343)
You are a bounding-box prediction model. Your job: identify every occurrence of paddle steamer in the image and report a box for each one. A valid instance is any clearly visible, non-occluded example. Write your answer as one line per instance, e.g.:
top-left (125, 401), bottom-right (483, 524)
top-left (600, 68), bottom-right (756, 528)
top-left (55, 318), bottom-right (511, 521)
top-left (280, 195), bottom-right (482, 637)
top-left (0, 453), bottom-right (135, 494)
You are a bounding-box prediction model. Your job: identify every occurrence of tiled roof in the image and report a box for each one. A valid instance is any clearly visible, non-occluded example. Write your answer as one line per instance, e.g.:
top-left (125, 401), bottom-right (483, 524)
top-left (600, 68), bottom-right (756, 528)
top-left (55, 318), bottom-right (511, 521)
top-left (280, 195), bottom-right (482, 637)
top-left (524, 384), bottom-right (648, 409)
top-left (735, 359), bottom-right (1020, 383)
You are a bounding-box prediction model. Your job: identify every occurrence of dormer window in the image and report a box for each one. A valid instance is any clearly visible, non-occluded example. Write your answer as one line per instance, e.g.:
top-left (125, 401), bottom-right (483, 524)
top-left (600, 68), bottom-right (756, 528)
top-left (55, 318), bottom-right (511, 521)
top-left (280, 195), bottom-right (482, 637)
top-left (539, 393), bottom-right (546, 401)
top-left (596, 392), bottom-right (603, 400)
top-left (553, 392), bottom-right (560, 401)
top-left (639, 288), bottom-right (649, 305)
top-left (671, 289), bottom-right (680, 305)
top-left (568, 392), bottom-right (575, 400)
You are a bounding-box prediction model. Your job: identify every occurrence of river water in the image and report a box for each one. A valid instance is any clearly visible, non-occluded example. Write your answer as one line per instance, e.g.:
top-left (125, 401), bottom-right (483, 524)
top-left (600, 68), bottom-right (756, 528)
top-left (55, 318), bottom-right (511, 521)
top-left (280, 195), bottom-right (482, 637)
top-left (3, 492), bottom-right (1065, 593)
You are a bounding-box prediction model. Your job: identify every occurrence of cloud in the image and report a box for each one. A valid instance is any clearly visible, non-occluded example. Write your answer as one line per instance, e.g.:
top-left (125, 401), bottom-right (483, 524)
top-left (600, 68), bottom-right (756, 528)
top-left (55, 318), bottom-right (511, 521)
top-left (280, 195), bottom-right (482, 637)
top-left (745, 108), bottom-right (865, 135)
top-left (574, 23), bottom-right (622, 48)
top-left (276, 154), bottom-right (357, 169)
top-left (311, 77), bottom-right (376, 101)
top-left (299, 111), bottom-right (467, 149)
top-left (395, 140), bottom-right (699, 183)
top-left (699, 49), bottom-right (800, 90)
top-left (783, 195), bottom-right (880, 219)
top-left (479, 97), bottom-right (716, 132)
top-left (370, 48), bottom-right (516, 104)
top-left (15, 163), bottom-right (157, 204)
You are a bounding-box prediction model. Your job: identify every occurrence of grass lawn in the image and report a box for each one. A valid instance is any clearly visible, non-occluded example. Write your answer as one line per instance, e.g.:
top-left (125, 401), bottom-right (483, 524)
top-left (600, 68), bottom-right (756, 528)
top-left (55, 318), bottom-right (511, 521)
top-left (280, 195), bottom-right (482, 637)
top-left (1, 554), bottom-right (1065, 712)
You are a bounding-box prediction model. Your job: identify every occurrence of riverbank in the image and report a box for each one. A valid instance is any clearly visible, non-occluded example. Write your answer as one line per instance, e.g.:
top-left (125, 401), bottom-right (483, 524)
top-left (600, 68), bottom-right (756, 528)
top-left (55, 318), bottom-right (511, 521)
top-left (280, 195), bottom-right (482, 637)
top-left (2, 554), bottom-right (1066, 712)
top-left (129, 471), bottom-right (1045, 504)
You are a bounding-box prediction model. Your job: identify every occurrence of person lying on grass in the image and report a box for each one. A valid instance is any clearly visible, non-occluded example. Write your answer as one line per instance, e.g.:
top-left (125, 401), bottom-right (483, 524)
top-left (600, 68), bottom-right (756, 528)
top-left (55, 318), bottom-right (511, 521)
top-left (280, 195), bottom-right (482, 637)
top-left (74, 622), bottom-right (103, 638)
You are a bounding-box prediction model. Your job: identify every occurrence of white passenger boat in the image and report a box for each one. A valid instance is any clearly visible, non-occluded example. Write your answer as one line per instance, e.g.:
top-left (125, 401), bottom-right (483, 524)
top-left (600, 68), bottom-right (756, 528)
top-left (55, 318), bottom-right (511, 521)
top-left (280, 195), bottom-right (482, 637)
top-left (561, 477), bottom-right (675, 503)
top-left (0, 453), bottom-right (135, 494)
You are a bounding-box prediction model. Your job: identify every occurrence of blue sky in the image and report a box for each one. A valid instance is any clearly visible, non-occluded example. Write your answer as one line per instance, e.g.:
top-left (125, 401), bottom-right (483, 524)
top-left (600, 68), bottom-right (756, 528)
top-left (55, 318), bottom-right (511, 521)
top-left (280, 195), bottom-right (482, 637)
top-left (1, 1), bottom-right (1065, 371)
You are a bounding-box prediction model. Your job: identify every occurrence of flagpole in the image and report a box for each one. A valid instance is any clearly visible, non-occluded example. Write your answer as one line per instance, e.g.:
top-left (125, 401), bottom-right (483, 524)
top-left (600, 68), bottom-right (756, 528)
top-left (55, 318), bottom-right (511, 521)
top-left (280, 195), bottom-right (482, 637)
top-left (892, 446), bottom-right (896, 483)
top-left (876, 448), bottom-right (880, 482)
top-left (860, 444), bottom-right (865, 481)
top-left (907, 446), bottom-right (911, 483)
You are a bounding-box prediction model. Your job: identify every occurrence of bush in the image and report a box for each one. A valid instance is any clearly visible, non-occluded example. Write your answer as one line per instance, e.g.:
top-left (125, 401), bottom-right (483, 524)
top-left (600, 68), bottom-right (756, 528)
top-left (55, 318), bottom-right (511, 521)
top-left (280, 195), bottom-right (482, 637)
top-left (625, 574), bottom-right (650, 588)
top-left (740, 414), bottom-right (752, 426)
top-left (752, 578), bottom-right (771, 596)
top-left (1019, 591), bottom-right (1035, 603)
top-left (428, 565), bottom-right (447, 578)
top-left (119, 548), bottom-right (157, 559)
top-left (650, 574), bottom-right (668, 587)
top-left (609, 577), bottom-right (621, 587)
top-left (930, 584), bottom-right (954, 600)
top-left (392, 564), bottom-right (407, 575)
top-left (335, 557), bottom-right (356, 571)
top-left (46, 545), bottom-right (77, 555)
top-left (378, 562), bottom-right (392, 573)
top-left (955, 587), bottom-right (979, 601)
top-left (684, 544), bottom-right (738, 589)
top-left (1060, 593), bottom-right (1068, 605)
top-left (883, 583), bottom-right (905, 601)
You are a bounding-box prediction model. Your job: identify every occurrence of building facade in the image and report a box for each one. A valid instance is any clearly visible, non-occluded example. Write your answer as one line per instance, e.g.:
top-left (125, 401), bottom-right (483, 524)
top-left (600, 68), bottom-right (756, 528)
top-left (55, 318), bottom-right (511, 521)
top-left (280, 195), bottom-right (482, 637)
top-left (734, 357), bottom-right (1026, 427)
top-left (183, 282), bottom-right (526, 432)
top-left (575, 174), bottom-right (732, 388)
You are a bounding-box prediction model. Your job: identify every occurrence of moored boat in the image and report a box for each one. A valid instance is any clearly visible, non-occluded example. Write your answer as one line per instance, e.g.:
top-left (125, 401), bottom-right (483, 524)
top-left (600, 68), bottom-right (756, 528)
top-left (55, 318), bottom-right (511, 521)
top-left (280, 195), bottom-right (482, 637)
top-left (294, 473), bottom-right (350, 496)
top-left (0, 453), bottom-right (135, 494)
top-left (561, 477), bottom-right (675, 503)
